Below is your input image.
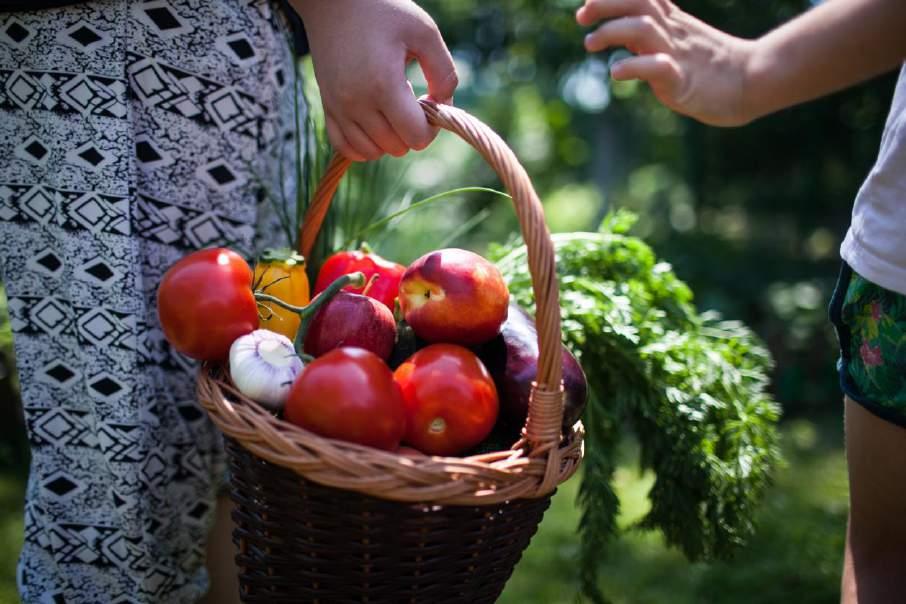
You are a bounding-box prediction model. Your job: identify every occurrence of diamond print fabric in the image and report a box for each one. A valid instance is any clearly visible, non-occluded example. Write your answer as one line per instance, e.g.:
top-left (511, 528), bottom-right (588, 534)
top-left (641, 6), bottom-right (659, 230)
top-left (0, 1), bottom-right (302, 601)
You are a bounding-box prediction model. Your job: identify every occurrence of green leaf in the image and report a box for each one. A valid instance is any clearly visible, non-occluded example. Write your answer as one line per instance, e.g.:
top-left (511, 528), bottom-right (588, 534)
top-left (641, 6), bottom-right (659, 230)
top-left (491, 213), bottom-right (782, 600)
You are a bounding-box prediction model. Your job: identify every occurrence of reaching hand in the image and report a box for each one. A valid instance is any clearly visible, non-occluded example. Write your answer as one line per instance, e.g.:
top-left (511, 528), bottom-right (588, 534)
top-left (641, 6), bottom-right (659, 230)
top-left (576, 0), bottom-right (755, 126)
top-left (294, 0), bottom-right (458, 160)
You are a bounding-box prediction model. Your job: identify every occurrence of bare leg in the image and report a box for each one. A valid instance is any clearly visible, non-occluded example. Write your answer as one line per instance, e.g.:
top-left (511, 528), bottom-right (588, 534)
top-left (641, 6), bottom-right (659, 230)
top-left (840, 397), bottom-right (906, 603)
top-left (199, 494), bottom-right (241, 604)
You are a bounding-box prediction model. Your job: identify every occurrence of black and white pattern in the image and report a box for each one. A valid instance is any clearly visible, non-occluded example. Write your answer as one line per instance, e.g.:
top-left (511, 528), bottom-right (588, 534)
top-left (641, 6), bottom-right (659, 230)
top-left (0, 1), bottom-right (302, 601)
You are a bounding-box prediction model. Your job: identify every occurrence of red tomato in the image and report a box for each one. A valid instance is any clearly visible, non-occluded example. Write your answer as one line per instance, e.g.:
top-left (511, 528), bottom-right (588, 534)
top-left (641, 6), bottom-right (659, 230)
top-left (285, 347), bottom-right (406, 451)
top-left (313, 249), bottom-right (405, 312)
top-left (157, 248), bottom-right (259, 361)
top-left (393, 344), bottom-right (499, 456)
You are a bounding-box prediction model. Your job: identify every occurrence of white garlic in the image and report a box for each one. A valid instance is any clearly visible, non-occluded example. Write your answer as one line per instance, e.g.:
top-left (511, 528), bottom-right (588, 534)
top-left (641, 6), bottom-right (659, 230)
top-left (229, 329), bottom-right (304, 410)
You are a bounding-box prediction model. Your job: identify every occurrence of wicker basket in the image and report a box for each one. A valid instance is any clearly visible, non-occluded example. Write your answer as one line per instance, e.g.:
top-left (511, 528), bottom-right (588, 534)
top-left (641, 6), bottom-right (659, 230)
top-left (196, 99), bottom-right (585, 603)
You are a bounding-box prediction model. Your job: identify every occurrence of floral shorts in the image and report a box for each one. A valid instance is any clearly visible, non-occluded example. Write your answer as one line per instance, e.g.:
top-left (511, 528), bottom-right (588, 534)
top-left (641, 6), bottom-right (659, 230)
top-left (830, 263), bottom-right (906, 427)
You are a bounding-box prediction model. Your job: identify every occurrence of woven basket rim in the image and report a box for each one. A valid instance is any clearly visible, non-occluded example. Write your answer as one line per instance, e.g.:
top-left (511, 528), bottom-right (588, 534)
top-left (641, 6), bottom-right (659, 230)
top-left (198, 363), bottom-right (584, 506)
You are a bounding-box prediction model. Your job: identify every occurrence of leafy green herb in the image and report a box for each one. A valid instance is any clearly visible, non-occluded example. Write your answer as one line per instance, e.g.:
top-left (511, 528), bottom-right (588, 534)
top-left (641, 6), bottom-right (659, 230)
top-left (490, 209), bottom-right (782, 602)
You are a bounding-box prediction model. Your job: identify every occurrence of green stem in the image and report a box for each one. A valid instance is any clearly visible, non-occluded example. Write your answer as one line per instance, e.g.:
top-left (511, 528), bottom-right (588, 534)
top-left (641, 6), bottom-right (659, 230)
top-left (292, 53), bottom-right (303, 250)
top-left (255, 271), bottom-right (366, 355)
top-left (345, 187), bottom-right (511, 246)
top-left (254, 292), bottom-right (308, 315)
top-left (294, 309), bottom-right (317, 357)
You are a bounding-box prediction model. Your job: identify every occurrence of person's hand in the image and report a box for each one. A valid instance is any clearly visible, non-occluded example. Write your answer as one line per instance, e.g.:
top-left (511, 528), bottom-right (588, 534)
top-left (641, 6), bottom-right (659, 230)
top-left (576, 0), bottom-right (756, 126)
top-left (293, 0), bottom-right (458, 161)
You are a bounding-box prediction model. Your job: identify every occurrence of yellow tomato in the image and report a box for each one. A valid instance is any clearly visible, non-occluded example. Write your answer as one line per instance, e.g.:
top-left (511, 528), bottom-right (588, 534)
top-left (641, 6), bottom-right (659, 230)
top-left (253, 249), bottom-right (310, 340)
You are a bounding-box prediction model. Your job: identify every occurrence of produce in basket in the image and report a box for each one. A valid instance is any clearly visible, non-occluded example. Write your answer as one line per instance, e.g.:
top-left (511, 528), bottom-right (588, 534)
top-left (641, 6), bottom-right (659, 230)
top-left (476, 302), bottom-right (588, 434)
top-left (303, 290), bottom-right (397, 360)
top-left (228, 329), bottom-right (303, 410)
top-left (313, 247), bottom-right (405, 311)
top-left (284, 346), bottom-right (407, 451)
top-left (387, 319), bottom-right (427, 369)
top-left (157, 247), bottom-right (258, 361)
top-left (252, 249), bottom-right (310, 340)
top-left (156, 237), bottom-right (524, 457)
top-left (157, 248), bottom-right (364, 362)
top-left (399, 247), bottom-right (510, 345)
top-left (393, 343), bottom-right (499, 456)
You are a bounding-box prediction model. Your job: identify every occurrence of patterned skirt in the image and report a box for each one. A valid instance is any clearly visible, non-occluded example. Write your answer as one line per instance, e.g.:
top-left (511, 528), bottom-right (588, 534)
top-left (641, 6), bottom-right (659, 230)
top-left (0, 1), bottom-right (302, 601)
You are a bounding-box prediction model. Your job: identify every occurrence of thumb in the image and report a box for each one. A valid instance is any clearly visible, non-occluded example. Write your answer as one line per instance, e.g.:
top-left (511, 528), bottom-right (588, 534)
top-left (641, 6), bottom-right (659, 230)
top-left (408, 27), bottom-right (458, 103)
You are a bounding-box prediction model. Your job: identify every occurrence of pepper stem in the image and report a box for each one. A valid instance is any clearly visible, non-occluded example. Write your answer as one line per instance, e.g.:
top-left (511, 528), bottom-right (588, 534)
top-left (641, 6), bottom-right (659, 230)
top-left (255, 271), bottom-right (366, 355)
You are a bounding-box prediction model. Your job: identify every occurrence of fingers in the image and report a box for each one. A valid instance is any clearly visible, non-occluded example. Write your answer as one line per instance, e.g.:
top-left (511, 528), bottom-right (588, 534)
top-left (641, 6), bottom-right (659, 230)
top-left (315, 8), bottom-right (458, 161)
top-left (391, 21), bottom-right (457, 151)
top-left (578, 0), bottom-right (683, 104)
top-left (326, 99), bottom-right (411, 161)
top-left (610, 53), bottom-right (682, 97)
top-left (584, 15), bottom-right (670, 54)
top-left (330, 81), bottom-right (435, 159)
top-left (342, 121), bottom-right (385, 162)
top-left (576, 0), bottom-right (666, 26)
top-left (406, 25), bottom-right (459, 103)
top-left (324, 113), bottom-right (364, 162)
top-left (325, 113), bottom-right (386, 162)
top-left (383, 85), bottom-right (434, 151)
top-left (363, 112), bottom-right (410, 158)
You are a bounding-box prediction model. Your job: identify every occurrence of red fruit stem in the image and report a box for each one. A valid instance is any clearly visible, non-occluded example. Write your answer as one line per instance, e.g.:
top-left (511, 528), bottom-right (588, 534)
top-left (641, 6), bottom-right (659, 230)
top-left (253, 271), bottom-right (366, 356)
top-left (361, 273), bottom-right (380, 297)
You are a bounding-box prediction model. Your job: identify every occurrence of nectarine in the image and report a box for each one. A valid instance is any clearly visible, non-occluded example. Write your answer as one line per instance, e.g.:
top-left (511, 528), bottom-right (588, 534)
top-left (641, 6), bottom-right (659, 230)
top-left (399, 248), bottom-right (509, 345)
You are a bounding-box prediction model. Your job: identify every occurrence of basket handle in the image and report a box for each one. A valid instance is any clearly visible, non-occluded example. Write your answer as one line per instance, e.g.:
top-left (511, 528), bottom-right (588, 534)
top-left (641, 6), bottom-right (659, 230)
top-left (299, 99), bottom-right (564, 452)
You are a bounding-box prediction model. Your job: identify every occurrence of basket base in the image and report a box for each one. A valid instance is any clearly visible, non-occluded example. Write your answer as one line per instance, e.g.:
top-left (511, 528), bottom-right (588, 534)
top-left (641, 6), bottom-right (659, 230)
top-left (226, 438), bottom-right (552, 604)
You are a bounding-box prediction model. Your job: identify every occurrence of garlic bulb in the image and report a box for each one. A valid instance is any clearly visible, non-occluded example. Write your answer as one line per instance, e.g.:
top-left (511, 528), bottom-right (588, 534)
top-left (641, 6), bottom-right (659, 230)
top-left (229, 329), bottom-right (304, 410)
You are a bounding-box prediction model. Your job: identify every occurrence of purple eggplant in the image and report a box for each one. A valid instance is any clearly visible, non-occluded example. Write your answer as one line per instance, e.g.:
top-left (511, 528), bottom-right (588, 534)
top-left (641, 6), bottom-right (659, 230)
top-left (476, 303), bottom-right (587, 433)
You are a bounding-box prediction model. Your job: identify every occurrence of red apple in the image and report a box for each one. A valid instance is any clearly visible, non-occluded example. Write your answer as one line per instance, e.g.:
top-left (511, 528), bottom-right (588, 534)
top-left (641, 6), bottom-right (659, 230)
top-left (304, 291), bottom-right (397, 360)
top-left (399, 248), bottom-right (509, 345)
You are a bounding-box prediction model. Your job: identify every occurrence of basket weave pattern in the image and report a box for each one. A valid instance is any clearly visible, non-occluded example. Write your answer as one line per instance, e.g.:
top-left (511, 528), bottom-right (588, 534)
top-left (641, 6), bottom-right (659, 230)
top-left (228, 439), bottom-right (552, 604)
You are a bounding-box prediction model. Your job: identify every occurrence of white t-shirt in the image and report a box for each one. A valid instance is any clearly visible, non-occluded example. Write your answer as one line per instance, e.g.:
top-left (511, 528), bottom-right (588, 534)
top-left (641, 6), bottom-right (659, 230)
top-left (841, 63), bottom-right (906, 295)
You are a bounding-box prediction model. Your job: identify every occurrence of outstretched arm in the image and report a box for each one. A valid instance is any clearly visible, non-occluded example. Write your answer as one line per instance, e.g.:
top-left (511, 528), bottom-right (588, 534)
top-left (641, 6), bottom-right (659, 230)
top-left (291, 0), bottom-right (458, 160)
top-left (577, 0), bottom-right (906, 126)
